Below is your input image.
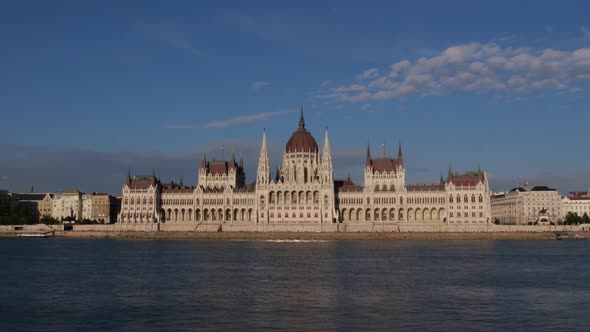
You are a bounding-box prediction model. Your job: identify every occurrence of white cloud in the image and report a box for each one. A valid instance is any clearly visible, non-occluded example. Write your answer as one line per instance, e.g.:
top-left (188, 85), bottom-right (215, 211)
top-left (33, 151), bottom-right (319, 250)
top-left (357, 68), bottom-right (380, 80)
top-left (251, 81), bottom-right (270, 90)
top-left (327, 42), bottom-right (590, 103)
top-left (165, 110), bottom-right (296, 129)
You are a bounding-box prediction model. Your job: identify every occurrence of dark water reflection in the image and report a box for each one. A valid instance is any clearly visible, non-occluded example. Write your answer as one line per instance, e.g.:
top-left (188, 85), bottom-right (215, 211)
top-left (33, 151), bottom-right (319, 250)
top-left (1, 238), bottom-right (589, 331)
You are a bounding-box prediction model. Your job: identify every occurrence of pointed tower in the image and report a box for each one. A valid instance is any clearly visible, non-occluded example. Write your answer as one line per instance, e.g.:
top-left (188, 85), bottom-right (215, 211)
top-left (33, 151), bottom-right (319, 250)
top-left (365, 144), bottom-right (372, 168)
top-left (398, 143), bottom-right (403, 163)
top-left (230, 147), bottom-right (236, 169)
top-left (256, 129), bottom-right (270, 185)
top-left (299, 106), bottom-right (305, 129)
top-left (321, 127), bottom-right (333, 184)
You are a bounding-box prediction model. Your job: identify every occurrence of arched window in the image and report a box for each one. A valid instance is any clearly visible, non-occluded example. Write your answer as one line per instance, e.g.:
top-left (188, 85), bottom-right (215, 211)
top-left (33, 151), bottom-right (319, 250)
top-left (471, 195), bottom-right (476, 203)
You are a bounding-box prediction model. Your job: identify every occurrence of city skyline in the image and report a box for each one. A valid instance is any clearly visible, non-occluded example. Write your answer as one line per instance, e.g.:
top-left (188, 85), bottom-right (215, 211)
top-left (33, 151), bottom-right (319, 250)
top-left (1, 1), bottom-right (589, 195)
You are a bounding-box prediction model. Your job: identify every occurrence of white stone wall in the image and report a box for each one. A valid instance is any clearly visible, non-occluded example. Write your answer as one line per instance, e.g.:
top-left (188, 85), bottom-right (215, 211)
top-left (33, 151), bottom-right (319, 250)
top-left (561, 197), bottom-right (590, 218)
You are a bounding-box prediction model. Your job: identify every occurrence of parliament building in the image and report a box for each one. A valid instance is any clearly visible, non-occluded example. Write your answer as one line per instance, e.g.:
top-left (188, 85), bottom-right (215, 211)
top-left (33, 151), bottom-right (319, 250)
top-left (117, 111), bottom-right (491, 225)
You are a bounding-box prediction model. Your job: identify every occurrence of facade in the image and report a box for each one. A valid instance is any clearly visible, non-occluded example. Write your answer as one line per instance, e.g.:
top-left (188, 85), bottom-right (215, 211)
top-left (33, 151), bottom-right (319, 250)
top-left (490, 186), bottom-right (561, 224)
top-left (91, 193), bottom-right (119, 223)
top-left (39, 194), bottom-right (53, 217)
top-left (119, 176), bottom-right (161, 223)
top-left (561, 192), bottom-right (590, 218)
top-left (117, 111), bottom-right (492, 226)
top-left (82, 193), bottom-right (92, 220)
top-left (10, 193), bottom-right (48, 220)
top-left (52, 190), bottom-right (83, 221)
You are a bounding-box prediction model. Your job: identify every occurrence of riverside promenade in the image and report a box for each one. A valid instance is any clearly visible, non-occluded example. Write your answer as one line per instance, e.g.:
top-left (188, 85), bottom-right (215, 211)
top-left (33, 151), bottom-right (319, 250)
top-left (1, 223), bottom-right (589, 240)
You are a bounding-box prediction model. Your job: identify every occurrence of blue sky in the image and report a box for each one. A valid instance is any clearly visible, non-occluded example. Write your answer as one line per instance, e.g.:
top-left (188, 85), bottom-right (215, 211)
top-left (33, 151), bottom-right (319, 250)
top-left (1, 0), bottom-right (590, 195)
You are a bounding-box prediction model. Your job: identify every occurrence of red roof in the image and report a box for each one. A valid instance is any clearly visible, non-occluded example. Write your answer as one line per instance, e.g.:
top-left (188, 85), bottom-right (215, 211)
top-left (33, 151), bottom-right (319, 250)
top-left (447, 172), bottom-right (483, 187)
top-left (372, 158), bottom-right (403, 172)
top-left (285, 110), bottom-right (318, 153)
top-left (209, 162), bottom-right (228, 175)
top-left (126, 176), bottom-right (157, 190)
top-left (407, 184), bottom-right (445, 192)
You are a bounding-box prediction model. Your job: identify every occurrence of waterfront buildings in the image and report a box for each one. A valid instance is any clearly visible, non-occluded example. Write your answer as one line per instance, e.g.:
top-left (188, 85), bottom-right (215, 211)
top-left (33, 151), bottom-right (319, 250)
top-left (561, 192), bottom-right (590, 218)
top-left (118, 111), bottom-right (492, 225)
top-left (490, 186), bottom-right (561, 224)
top-left (91, 193), bottom-right (120, 223)
top-left (0, 190), bottom-right (10, 216)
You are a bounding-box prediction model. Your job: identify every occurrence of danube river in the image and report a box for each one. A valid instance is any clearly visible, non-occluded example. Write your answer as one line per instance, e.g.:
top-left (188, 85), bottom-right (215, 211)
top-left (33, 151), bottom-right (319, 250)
top-left (1, 238), bottom-right (589, 331)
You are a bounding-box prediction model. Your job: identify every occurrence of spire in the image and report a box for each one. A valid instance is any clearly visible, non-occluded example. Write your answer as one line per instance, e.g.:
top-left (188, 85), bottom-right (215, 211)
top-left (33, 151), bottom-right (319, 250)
top-left (299, 106), bottom-right (305, 129)
top-left (179, 176), bottom-right (184, 186)
top-left (239, 152), bottom-right (244, 168)
top-left (365, 144), bottom-right (372, 167)
top-left (448, 164), bottom-right (453, 178)
top-left (257, 129), bottom-right (270, 185)
top-left (477, 163), bottom-right (481, 174)
top-left (152, 168), bottom-right (156, 178)
top-left (440, 172), bottom-right (444, 184)
top-left (127, 168), bottom-right (132, 180)
top-left (322, 126), bottom-right (331, 162)
top-left (200, 145), bottom-right (207, 169)
top-left (398, 142), bottom-right (403, 160)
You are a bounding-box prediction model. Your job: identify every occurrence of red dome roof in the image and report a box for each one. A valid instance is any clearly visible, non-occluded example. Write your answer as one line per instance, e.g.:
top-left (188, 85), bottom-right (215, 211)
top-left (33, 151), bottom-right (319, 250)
top-left (285, 110), bottom-right (318, 153)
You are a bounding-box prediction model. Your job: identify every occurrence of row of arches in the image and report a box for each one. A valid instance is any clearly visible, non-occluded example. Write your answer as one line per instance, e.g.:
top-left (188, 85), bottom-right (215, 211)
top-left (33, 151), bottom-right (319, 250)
top-left (268, 190), bottom-right (321, 205)
top-left (339, 207), bottom-right (446, 222)
top-left (163, 208), bottom-right (254, 222)
top-left (449, 194), bottom-right (484, 203)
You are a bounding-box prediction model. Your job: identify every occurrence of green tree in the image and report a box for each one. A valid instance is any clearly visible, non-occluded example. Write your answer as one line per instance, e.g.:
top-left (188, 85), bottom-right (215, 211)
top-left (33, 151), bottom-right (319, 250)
top-left (583, 213), bottom-right (590, 224)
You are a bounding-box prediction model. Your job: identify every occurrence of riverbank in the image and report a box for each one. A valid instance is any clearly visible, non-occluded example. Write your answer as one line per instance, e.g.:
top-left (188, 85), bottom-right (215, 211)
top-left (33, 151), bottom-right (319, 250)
top-left (35, 230), bottom-right (567, 240)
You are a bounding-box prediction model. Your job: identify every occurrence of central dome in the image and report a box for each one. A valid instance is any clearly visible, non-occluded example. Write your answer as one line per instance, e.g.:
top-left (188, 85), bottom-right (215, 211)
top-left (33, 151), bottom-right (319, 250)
top-left (285, 110), bottom-right (318, 153)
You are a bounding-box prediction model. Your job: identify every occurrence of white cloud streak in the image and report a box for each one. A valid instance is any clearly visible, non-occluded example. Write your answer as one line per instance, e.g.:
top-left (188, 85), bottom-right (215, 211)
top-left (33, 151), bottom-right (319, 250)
top-left (165, 110), bottom-right (296, 129)
top-left (326, 42), bottom-right (590, 103)
top-left (251, 80), bottom-right (270, 90)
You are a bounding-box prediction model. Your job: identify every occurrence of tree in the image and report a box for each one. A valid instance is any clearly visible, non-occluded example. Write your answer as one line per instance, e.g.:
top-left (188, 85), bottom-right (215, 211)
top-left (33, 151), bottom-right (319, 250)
top-left (565, 212), bottom-right (583, 225)
top-left (40, 215), bottom-right (60, 225)
top-left (583, 213), bottom-right (590, 225)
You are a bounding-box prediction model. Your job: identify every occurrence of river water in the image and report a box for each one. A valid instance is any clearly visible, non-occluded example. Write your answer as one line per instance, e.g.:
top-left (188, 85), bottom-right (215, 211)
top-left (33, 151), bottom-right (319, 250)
top-left (0, 238), bottom-right (589, 331)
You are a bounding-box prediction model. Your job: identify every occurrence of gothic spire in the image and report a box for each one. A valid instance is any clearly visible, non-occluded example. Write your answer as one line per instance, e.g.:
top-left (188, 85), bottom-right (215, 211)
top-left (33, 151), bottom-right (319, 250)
top-left (448, 163), bottom-right (453, 178)
top-left (398, 142), bottom-right (403, 160)
top-left (179, 176), bottom-right (184, 186)
top-left (127, 167), bottom-right (131, 180)
top-left (299, 106), bottom-right (305, 129)
top-left (365, 144), bottom-right (372, 167)
top-left (322, 126), bottom-right (331, 162)
top-left (256, 129), bottom-right (270, 185)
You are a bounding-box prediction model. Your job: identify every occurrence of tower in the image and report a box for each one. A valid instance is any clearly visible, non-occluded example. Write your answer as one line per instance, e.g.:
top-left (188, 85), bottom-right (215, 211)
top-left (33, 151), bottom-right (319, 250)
top-left (256, 130), bottom-right (270, 185)
top-left (321, 127), bottom-right (333, 184)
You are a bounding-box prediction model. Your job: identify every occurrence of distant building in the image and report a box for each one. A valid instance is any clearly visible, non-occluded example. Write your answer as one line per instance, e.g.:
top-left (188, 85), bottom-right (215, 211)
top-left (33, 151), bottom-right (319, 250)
top-left (52, 190), bottom-right (83, 221)
top-left (118, 110), bottom-right (492, 225)
top-left (39, 194), bottom-right (54, 218)
top-left (91, 193), bottom-right (119, 223)
top-left (561, 192), bottom-right (590, 218)
top-left (82, 193), bottom-right (92, 220)
top-left (10, 192), bottom-right (48, 221)
top-left (491, 186), bottom-right (561, 224)
top-left (0, 190), bottom-right (11, 216)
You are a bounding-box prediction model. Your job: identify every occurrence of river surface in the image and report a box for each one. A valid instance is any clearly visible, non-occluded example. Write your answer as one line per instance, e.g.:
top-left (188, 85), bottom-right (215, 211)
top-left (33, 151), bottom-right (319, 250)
top-left (0, 238), bottom-right (589, 331)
